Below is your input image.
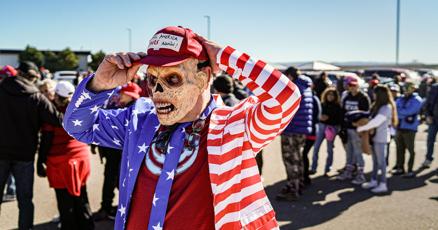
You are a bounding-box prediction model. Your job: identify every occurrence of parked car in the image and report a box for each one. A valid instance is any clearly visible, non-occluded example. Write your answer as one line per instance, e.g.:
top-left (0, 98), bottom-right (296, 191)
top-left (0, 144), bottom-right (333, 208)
top-left (53, 71), bottom-right (78, 85)
top-left (363, 68), bottom-right (421, 84)
top-left (304, 70), bottom-right (365, 87)
top-left (415, 68), bottom-right (438, 78)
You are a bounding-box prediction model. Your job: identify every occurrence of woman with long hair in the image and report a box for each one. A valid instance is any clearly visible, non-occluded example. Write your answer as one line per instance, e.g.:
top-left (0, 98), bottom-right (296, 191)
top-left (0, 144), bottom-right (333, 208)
top-left (310, 87), bottom-right (343, 176)
top-left (357, 85), bottom-right (398, 194)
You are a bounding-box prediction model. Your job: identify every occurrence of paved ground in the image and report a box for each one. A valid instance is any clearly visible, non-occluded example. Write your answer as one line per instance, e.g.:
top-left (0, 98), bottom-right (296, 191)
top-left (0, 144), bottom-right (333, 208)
top-left (1, 125), bottom-right (437, 230)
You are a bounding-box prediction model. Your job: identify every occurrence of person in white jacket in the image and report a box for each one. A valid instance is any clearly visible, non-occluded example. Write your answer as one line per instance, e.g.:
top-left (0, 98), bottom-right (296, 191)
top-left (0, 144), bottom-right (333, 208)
top-left (357, 85), bottom-right (398, 194)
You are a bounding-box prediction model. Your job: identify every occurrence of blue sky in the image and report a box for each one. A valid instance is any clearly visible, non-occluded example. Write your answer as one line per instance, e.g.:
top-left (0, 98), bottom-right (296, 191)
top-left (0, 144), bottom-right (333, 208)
top-left (1, 0), bottom-right (437, 63)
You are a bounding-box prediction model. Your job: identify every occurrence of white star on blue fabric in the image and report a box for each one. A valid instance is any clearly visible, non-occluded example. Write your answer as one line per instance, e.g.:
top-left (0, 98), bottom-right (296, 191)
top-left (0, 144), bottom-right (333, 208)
top-left (152, 193), bottom-right (159, 206)
top-left (132, 109), bottom-right (141, 116)
top-left (118, 204), bottom-right (126, 217)
top-left (113, 138), bottom-right (121, 146)
top-left (92, 124), bottom-right (99, 131)
top-left (91, 141), bottom-right (100, 145)
top-left (124, 119), bottom-right (129, 127)
top-left (128, 168), bottom-right (133, 177)
top-left (81, 91), bottom-right (91, 99)
top-left (166, 169), bottom-right (175, 181)
top-left (167, 145), bottom-right (174, 154)
top-left (72, 119), bottom-right (82, 126)
top-left (89, 105), bottom-right (99, 114)
top-left (122, 177), bottom-right (126, 187)
top-left (152, 222), bottom-right (162, 230)
top-left (111, 125), bottom-right (119, 130)
top-left (138, 143), bottom-right (148, 153)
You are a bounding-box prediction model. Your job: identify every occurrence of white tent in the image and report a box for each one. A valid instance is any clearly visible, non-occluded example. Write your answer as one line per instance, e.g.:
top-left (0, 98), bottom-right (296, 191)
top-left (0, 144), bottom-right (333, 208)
top-left (268, 63), bottom-right (289, 71)
top-left (297, 61), bottom-right (341, 71)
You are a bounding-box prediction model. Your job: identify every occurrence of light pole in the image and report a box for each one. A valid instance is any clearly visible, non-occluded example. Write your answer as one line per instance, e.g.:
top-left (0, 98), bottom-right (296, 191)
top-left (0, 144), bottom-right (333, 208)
top-left (126, 28), bottom-right (132, 52)
top-left (396, 0), bottom-right (400, 65)
top-left (204, 15), bottom-right (211, 39)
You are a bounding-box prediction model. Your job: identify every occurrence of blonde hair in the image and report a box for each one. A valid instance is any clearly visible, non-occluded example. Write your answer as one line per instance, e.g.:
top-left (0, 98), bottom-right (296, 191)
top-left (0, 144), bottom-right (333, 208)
top-left (38, 79), bottom-right (56, 92)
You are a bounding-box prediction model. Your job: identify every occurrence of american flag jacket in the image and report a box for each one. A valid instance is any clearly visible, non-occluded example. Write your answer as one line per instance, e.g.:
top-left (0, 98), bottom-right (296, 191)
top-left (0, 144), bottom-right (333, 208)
top-left (64, 46), bottom-right (301, 230)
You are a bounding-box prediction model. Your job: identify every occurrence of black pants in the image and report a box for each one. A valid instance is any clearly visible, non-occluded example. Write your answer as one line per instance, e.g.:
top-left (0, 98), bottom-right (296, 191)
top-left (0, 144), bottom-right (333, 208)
top-left (395, 130), bottom-right (416, 172)
top-left (0, 160), bottom-right (34, 230)
top-left (99, 146), bottom-right (122, 211)
top-left (55, 186), bottom-right (94, 230)
top-left (302, 139), bottom-right (315, 184)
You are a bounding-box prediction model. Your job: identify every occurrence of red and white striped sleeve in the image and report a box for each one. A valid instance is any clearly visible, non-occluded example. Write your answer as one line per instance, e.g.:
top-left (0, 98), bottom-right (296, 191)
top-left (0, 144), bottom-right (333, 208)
top-left (217, 46), bottom-right (301, 153)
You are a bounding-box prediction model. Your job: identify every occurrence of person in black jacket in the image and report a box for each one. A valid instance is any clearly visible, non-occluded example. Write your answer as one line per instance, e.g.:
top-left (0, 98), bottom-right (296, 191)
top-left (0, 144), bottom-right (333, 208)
top-left (337, 76), bottom-right (370, 185)
top-left (0, 61), bottom-right (62, 230)
top-left (310, 87), bottom-right (343, 176)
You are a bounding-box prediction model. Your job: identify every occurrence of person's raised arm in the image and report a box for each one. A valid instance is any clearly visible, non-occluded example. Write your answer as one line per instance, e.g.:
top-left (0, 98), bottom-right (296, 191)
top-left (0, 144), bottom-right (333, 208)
top-left (199, 36), bottom-right (301, 153)
top-left (63, 52), bottom-right (149, 149)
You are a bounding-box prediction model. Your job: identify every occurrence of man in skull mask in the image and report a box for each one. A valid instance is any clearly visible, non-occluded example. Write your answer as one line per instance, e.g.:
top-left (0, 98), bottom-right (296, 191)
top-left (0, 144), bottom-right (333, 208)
top-left (64, 26), bottom-right (301, 230)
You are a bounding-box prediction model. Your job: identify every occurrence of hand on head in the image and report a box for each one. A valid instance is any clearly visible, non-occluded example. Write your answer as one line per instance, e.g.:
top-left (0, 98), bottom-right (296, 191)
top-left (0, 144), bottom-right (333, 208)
top-left (93, 52), bottom-right (146, 91)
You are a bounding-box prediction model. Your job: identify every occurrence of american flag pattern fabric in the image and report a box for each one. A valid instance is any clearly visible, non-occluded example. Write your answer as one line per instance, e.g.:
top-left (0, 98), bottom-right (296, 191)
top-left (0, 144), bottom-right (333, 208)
top-left (63, 46), bottom-right (301, 230)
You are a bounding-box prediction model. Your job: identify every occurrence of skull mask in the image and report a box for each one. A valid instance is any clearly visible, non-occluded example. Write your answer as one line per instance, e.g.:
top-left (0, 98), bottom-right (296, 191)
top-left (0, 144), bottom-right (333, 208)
top-left (146, 58), bottom-right (210, 126)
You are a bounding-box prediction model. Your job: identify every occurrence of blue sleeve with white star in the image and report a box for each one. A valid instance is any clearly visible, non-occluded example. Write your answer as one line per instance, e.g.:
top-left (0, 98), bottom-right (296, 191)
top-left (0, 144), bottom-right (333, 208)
top-left (64, 74), bottom-right (151, 149)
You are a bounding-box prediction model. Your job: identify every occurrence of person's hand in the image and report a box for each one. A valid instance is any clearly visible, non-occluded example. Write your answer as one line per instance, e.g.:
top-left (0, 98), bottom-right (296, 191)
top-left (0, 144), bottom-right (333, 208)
top-left (37, 163), bottom-right (46, 177)
top-left (357, 126), bottom-right (365, 133)
top-left (92, 52), bottom-right (146, 92)
top-left (426, 116), bottom-right (434, 125)
top-left (320, 115), bottom-right (329, 121)
top-left (196, 35), bottom-right (223, 75)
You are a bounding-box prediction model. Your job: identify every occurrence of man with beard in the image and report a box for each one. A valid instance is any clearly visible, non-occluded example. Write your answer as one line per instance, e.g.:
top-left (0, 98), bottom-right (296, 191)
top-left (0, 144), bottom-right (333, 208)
top-left (64, 26), bottom-right (301, 229)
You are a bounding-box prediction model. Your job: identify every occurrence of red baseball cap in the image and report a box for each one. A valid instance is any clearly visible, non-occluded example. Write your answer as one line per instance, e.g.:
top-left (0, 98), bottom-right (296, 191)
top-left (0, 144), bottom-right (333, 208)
top-left (345, 76), bottom-right (359, 86)
top-left (0, 65), bottom-right (18, 77)
top-left (120, 82), bottom-right (142, 99)
top-left (139, 26), bottom-right (209, 67)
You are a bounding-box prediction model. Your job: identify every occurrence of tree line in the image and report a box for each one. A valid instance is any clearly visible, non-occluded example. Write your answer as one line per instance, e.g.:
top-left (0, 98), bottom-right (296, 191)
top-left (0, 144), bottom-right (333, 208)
top-left (18, 45), bottom-right (105, 72)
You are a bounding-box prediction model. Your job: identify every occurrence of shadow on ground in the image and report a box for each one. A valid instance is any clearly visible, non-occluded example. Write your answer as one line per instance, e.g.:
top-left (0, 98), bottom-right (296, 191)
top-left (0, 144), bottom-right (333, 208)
top-left (33, 219), bottom-right (114, 230)
top-left (265, 168), bottom-right (438, 230)
top-left (25, 169), bottom-right (437, 230)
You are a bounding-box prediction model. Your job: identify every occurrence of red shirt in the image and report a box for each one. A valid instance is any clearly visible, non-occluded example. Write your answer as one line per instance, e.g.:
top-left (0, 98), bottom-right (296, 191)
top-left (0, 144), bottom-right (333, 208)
top-left (126, 118), bottom-right (215, 230)
top-left (42, 123), bottom-right (91, 196)
top-left (42, 123), bottom-right (90, 157)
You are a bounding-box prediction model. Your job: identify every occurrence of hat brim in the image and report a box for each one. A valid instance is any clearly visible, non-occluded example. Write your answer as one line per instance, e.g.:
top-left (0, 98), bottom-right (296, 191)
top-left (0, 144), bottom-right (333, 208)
top-left (138, 55), bottom-right (191, 67)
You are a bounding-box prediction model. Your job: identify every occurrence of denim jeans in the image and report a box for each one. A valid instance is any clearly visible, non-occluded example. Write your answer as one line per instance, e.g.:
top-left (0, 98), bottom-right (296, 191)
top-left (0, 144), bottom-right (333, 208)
top-left (311, 123), bottom-right (337, 173)
top-left (426, 123), bottom-right (438, 162)
top-left (372, 143), bottom-right (387, 183)
top-left (0, 160), bottom-right (34, 230)
top-left (346, 129), bottom-right (364, 167)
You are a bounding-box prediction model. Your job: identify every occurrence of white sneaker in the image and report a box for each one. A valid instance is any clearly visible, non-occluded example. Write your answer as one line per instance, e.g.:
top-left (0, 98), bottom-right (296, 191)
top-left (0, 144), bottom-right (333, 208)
top-left (371, 183), bottom-right (388, 194)
top-left (362, 180), bottom-right (378, 189)
top-left (422, 160), bottom-right (432, 168)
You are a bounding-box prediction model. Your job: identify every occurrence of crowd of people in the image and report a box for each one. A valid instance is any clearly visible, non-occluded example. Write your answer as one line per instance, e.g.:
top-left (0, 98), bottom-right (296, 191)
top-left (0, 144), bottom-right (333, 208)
top-left (0, 60), bottom-right (437, 229)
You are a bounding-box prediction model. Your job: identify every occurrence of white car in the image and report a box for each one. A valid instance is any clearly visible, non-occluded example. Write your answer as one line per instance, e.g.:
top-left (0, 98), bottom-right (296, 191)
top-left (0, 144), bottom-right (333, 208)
top-left (53, 71), bottom-right (78, 85)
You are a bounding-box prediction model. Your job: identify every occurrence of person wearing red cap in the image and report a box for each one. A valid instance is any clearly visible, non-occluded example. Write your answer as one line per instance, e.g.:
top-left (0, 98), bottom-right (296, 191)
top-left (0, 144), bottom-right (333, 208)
top-left (64, 26), bottom-right (302, 230)
top-left (337, 76), bottom-right (371, 184)
top-left (0, 65), bottom-right (18, 81)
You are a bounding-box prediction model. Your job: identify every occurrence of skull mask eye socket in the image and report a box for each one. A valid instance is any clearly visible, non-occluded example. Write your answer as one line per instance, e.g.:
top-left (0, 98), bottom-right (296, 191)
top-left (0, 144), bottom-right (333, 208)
top-left (146, 74), bottom-right (158, 88)
top-left (147, 73), bottom-right (184, 90)
top-left (163, 74), bottom-right (183, 88)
